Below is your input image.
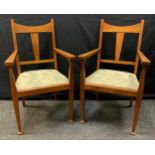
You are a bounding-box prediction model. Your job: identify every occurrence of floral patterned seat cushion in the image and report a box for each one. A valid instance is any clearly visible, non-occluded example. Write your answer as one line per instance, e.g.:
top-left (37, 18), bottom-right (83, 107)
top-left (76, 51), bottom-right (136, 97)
top-left (16, 69), bottom-right (69, 91)
top-left (86, 69), bottom-right (139, 91)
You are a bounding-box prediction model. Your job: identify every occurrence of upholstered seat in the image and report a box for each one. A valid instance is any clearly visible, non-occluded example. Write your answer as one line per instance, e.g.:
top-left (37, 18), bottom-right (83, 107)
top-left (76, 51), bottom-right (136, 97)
top-left (16, 69), bottom-right (69, 91)
top-left (86, 69), bottom-right (139, 91)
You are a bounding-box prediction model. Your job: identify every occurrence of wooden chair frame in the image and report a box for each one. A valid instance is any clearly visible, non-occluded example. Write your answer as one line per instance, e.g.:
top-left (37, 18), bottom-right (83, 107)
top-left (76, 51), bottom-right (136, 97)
top-left (5, 19), bottom-right (76, 135)
top-left (78, 19), bottom-right (151, 135)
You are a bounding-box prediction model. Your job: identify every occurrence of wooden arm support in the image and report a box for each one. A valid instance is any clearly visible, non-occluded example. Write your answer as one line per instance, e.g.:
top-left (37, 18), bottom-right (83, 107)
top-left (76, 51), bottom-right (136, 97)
top-left (4, 50), bottom-right (18, 96)
top-left (5, 50), bottom-right (18, 67)
top-left (138, 50), bottom-right (151, 66)
top-left (79, 60), bottom-right (86, 84)
top-left (137, 50), bottom-right (150, 94)
top-left (54, 48), bottom-right (76, 60)
top-left (78, 48), bottom-right (101, 60)
top-left (68, 60), bottom-right (74, 84)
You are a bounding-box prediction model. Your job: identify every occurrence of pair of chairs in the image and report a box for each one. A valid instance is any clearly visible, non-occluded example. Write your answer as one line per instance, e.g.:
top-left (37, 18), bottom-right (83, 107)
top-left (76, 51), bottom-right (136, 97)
top-left (5, 19), bottom-right (150, 136)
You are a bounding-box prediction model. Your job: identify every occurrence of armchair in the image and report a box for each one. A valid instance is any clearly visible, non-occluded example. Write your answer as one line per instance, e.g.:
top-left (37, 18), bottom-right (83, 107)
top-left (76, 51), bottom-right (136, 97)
top-left (78, 19), bottom-right (150, 135)
top-left (5, 19), bottom-right (76, 135)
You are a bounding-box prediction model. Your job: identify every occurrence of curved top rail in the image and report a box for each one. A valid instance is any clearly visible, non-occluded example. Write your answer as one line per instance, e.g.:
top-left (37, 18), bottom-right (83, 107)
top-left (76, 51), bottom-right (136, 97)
top-left (103, 21), bottom-right (143, 33)
top-left (14, 22), bottom-right (53, 33)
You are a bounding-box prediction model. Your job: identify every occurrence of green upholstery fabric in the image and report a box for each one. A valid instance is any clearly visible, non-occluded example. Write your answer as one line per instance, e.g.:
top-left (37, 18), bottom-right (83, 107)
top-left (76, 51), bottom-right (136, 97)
top-left (16, 69), bottom-right (69, 91)
top-left (86, 69), bottom-right (139, 91)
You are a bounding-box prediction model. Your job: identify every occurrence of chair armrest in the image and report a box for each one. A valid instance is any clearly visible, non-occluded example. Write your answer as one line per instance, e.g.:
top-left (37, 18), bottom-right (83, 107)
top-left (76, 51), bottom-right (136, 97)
top-left (5, 50), bottom-right (18, 67)
top-left (78, 48), bottom-right (101, 60)
top-left (138, 50), bottom-right (151, 66)
top-left (54, 48), bottom-right (76, 60)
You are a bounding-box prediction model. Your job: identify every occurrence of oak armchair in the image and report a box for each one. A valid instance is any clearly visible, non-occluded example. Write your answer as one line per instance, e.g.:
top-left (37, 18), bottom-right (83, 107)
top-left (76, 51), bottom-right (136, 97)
top-left (5, 19), bottom-right (76, 135)
top-left (78, 19), bottom-right (150, 135)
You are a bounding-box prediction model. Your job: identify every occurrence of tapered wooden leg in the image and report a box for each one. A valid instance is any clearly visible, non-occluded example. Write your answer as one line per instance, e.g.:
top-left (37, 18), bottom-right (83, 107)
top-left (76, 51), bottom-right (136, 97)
top-left (12, 96), bottom-right (24, 135)
top-left (22, 98), bottom-right (26, 107)
top-left (129, 97), bottom-right (133, 107)
top-left (130, 65), bottom-right (147, 135)
top-left (8, 68), bottom-right (24, 135)
top-left (68, 89), bottom-right (74, 122)
top-left (80, 88), bottom-right (85, 123)
top-left (68, 60), bottom-right (74, 123)
top-left (54, 93), bottom-right (58, 100)
top-left (130, 95), bottom-right (143, 135)
top-left (80, 60), bottom-right (86, 123)
top-left (96, 92), bottom-right (100, 101)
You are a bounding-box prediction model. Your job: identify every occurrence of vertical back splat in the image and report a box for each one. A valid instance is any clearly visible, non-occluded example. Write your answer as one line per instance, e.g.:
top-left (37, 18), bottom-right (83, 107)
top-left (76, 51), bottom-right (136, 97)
top-left (115, 32), bottom-right (124, 60)
top-left (31, 33), bottom-right (40, 60)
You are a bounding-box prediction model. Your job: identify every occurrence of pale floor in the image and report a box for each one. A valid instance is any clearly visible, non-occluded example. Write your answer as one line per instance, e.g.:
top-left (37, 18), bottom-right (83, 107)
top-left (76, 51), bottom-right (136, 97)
top-left (0, 100), bottom-right (155, 139)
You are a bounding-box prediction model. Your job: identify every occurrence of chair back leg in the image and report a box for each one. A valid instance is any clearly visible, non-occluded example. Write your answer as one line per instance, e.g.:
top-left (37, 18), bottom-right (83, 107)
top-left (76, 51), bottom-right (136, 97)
top-left (96, 92), bottom-right (100, 101)
top-left (129, 97), bottom-right (133, 107)
top-left (22, 98), bottom-right (26, 107)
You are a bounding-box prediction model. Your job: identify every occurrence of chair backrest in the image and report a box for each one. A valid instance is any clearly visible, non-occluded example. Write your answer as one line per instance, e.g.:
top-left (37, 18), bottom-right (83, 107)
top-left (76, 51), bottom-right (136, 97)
top-left (98, 19), bottom-right (144, 74)
top-left (11, 19), bottom-right (57, 73)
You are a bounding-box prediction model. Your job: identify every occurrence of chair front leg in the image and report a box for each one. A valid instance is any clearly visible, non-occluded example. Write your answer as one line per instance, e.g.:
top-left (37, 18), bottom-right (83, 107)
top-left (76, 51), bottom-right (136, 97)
top-left (8, 68), bottom-right (23, 135)
top-left (80, 60), bottom-right (86, 123)
top-left (12, 92), bottom-right (23, 135)
top-left (68, 60), bottom-right (74, 122)
top-left (131, 66), bottom-right (147, 135)
top-left (131, 94), bottom-right (143, 135)
top-left (80, 86), bottom-right (85, 123)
